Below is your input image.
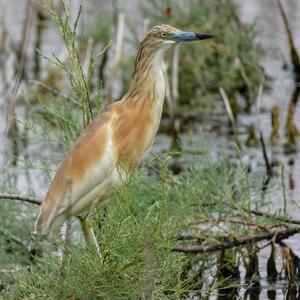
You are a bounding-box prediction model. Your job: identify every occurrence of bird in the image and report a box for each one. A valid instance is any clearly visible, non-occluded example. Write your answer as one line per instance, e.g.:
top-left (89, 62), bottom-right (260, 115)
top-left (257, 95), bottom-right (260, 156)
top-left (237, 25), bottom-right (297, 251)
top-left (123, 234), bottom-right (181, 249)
top-left (34, 24), bottom-right (214, 252)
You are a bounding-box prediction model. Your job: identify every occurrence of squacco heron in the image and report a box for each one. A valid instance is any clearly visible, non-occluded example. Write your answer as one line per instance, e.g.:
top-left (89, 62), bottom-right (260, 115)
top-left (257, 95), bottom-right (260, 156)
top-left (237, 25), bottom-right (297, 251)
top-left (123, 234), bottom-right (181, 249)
top-left (35, 24), bottom-right (214, 252)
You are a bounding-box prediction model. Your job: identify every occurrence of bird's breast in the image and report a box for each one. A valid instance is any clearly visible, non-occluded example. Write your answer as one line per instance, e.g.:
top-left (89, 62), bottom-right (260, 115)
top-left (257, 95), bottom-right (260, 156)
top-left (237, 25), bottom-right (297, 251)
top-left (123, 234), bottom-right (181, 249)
top-left (112, 64), bottom-right (165, 167)
top-left (112, 102), bottom-right (163, 167)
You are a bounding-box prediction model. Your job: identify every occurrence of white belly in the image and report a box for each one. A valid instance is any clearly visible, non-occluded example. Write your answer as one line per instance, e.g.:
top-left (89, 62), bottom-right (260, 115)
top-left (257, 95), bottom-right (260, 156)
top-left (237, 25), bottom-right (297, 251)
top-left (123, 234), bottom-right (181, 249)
top-left (66, 167), bottom-right (123, 217)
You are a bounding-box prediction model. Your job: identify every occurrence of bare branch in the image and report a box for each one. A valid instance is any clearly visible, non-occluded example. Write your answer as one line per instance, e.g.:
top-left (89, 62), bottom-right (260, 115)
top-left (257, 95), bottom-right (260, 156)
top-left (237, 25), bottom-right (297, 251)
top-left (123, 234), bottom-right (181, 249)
top-left (0, 193), bottom-right (41, 205)
top-left (256, 82), bottom-right (272, 188)
top-left (219, 87), bottom-right (241, 148)
top-left (276, 0), bottom-right (300, 78)
top-left (0, 228), bottom-right (26, 247)
top-left (107, 12), bottom-right (124, 103)
top-left (249, 209), bottom-right (300, 225)
top-left (173, 227), bottom-right (300, 254)
top-left (28, 80), bottom-right (81, 107)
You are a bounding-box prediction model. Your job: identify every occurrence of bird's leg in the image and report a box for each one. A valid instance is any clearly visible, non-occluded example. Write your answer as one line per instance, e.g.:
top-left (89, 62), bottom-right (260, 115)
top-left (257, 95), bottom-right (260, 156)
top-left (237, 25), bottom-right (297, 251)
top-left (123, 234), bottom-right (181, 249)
top-left (80, 216), bottom-right (101, 256)
top-left (28, 230), bottom-right (37, 253)
top-left (59, 220), bottom-right (71, 262)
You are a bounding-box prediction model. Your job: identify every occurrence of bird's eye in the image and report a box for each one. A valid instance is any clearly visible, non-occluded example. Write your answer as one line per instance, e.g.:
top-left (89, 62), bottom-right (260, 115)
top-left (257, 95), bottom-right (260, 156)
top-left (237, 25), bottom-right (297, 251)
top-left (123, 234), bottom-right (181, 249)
top-left (160, 32), bottom-right (166, 38)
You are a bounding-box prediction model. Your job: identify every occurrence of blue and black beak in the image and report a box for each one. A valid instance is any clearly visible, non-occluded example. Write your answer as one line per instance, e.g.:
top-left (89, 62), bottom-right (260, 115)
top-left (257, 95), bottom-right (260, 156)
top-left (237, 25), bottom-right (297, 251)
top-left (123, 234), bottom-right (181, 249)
top-left (170, 31), bottom-right (215, 42)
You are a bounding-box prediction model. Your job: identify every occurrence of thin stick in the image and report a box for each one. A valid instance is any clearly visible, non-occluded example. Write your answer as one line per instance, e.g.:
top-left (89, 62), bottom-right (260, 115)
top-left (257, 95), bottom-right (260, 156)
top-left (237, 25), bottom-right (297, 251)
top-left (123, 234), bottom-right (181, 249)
top-left (28, 80), bottom-right (81, 107)
top-left (256, 82), bottom-right (272, 187)
top-left (248, 209), bottom-right (300, 225)
top-left (142, 225), bottom-right (156, 299)
top-left (98, 43), bottom-right (109, 88)
top-left (33, 7), bottom-right (46, 79)
top-left (173, 227), bottom-right (300, 253)
top-left (276, 0), bottom-right (300, 78)
top-left (4, 0), bottom-right (29, 166)
top-left (83, 37), bottom-right (93, 77)
top-left (219, 87), bottom-right (241, 148)
top-left (108, 12), bottom-right (124, 102)
top-left (0, 228), bottom-right (26, 247)
top-left (0, 193), bottom-right (41, 205)
top-left (189, 218), bottom-right (269, 232)
top-left (164, 62), bottom-right (172, 114)
top-left (171, 44), bottom-right (180, 116)
top-left (280, 164), bottom-right (287, 216)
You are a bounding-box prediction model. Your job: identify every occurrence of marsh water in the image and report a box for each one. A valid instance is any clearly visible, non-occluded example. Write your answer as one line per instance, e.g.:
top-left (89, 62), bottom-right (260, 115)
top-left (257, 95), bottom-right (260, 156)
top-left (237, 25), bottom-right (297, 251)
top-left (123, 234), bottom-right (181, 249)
top-left (1, 0), bottom-right (300, 299)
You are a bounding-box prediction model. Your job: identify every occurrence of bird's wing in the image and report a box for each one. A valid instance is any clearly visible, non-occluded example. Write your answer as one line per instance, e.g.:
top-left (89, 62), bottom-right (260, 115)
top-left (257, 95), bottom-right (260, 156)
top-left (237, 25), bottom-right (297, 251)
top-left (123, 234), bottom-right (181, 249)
top-left (35, 107), bottom-right (118, 235)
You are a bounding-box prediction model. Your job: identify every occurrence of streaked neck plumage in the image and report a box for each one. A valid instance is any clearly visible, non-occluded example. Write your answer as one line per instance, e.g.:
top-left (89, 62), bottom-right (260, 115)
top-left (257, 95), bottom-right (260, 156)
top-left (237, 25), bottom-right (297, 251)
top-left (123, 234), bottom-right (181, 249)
top-left (125, 43), bottom-right (166, 103)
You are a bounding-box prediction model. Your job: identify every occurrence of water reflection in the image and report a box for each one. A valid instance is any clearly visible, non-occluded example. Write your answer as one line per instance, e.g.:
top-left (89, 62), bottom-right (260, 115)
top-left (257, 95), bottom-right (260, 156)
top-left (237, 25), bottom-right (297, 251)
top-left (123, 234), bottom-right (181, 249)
top-left (244, 283), bottom-right (261, 300)
top-left (267, 289), bottom-right (276, 300)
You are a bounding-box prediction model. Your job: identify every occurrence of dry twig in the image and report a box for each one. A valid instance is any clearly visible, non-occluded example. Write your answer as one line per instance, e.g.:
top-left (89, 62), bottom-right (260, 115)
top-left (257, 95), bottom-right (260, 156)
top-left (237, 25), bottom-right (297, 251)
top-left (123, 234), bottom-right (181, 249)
top-left (29, 80), bottom-right (81, 107)
top-left (0, 193), bottom-right (41, 205)
top-left (248, 209), bottom-right (300, 225)
top-left (276, 0), bottom-right (300, 77)
top-left (219, 87), bottom-right (241, 148)
top-left (256, 82), bottom-right (272, 187)
top-left (174, 227), bottom-right (300, 254)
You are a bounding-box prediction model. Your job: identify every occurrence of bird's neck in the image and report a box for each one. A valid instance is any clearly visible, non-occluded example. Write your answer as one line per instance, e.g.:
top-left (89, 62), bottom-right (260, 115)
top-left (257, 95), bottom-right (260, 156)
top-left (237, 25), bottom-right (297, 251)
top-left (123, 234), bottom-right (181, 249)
top-left (126, 46), bottom-right (166, 103)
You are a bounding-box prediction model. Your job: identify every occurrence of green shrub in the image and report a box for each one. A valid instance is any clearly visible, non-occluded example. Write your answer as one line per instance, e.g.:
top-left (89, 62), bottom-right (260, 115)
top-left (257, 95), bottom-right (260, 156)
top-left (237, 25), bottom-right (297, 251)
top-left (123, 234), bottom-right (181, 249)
top-left (3, 155), bottom-right (270, 299)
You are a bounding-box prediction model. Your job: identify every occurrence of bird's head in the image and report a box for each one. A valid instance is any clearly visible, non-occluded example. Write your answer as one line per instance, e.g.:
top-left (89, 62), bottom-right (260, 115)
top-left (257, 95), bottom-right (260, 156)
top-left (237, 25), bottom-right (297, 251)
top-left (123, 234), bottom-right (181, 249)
top-left (142, 24), bottom-right (214, 50)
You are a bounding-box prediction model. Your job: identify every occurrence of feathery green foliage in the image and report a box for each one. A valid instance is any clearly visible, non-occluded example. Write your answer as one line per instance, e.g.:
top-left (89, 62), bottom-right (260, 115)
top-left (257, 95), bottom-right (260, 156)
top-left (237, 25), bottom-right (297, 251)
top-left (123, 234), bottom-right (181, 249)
top-left (0, 0), bottom-right (107, 290)
top-left (42, 0), bottom-right (98, 129)
top-left (3, 155), bottom-right (268, 299)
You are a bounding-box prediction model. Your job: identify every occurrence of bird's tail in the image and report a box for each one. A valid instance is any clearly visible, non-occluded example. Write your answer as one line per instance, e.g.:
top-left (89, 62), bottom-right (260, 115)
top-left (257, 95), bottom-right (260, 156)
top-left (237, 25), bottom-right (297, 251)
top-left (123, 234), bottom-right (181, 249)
top-left (35, 201), bottom-right (56, 235)
top-left (35, 201), bottom-right (69, 236)
top-left (35, 173), bottom-right (73, 236)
